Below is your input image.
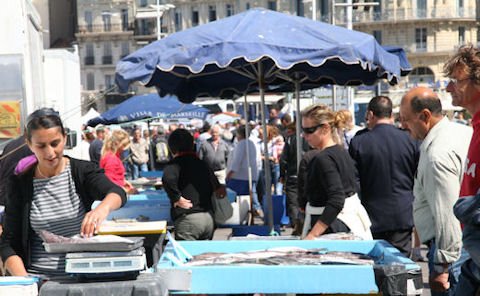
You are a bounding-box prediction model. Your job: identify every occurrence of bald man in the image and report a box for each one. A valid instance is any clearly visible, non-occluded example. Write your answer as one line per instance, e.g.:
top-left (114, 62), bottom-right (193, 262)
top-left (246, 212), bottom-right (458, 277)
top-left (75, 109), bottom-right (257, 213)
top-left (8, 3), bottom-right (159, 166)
top-left (400, 87), bottom-right (472, 295)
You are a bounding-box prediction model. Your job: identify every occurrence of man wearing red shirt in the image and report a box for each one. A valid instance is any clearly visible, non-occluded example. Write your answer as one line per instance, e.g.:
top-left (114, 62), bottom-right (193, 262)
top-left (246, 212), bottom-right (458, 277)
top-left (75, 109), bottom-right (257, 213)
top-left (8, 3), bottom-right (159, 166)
top-left (445, 44), bottom-right (480, 295)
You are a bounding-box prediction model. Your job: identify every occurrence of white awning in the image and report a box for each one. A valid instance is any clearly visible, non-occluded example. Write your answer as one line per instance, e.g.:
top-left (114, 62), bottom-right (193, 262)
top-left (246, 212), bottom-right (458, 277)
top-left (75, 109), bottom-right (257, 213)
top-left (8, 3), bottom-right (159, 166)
top-left (234, 94), bottom-right (285, 104)
top-left (135, 10), bottom-right (163, 19)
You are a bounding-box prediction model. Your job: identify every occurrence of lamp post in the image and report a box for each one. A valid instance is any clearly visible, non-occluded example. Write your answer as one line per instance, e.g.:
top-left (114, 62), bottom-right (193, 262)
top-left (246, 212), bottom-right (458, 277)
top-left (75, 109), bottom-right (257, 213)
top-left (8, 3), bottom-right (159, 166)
top-left (332, 0), bottom-right (379, 115)
top-left (152, 2), bottom-right (175, 40)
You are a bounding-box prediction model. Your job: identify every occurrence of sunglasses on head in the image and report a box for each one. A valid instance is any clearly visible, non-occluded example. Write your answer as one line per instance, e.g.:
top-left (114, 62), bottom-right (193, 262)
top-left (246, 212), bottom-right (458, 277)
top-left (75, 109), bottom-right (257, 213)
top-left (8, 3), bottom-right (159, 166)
top-left (26, 108), bottom-right (60, 125)
top-left (301, 124), bottom-right (325, 134)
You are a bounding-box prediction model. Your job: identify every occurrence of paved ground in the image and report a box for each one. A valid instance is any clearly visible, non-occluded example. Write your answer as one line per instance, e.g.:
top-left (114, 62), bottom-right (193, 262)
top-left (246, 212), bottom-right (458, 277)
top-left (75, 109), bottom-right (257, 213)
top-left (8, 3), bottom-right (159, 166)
top-left (212, 225), bottom-right (432, 295)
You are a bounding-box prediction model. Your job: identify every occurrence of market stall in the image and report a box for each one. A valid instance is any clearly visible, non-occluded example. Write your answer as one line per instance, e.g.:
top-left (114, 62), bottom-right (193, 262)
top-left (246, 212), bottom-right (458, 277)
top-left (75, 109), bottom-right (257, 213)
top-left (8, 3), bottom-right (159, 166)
top-left (156, 239), bottom-right (423, 295)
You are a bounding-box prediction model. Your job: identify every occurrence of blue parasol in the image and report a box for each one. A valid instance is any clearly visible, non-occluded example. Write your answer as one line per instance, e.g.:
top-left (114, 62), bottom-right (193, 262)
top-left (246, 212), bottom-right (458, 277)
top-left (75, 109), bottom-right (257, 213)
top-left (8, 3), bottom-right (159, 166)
top-left (115, 8), bottom-right (404, 234)
top-left (87, 94), bottom-right (209, 127)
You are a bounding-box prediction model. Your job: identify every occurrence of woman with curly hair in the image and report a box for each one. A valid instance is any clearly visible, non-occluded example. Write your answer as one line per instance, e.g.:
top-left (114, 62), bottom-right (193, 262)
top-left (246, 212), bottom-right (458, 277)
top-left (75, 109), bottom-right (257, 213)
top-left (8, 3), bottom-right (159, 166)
top-left (301, 104), bottom-right (371, 240)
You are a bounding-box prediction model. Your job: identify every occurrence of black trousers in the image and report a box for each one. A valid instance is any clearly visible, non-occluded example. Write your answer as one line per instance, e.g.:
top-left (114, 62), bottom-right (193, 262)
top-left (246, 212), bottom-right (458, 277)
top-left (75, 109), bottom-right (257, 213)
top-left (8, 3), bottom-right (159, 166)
top-left (372, 228), bottom-right (412, 257)
top-left (285, 177), bottom-right (301, 223)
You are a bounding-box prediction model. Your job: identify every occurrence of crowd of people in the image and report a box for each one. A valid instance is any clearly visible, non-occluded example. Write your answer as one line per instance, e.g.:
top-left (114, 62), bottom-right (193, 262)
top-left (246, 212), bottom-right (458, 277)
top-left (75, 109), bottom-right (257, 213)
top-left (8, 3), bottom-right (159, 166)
top-left (1, 44), bottom-right (480, 295)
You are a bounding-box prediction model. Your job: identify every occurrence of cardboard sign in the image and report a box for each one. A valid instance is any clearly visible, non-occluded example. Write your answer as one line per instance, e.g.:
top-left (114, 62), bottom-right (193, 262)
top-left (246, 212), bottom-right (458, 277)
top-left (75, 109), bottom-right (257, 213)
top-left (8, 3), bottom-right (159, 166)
top-left (0, 101), bottom-right (21, 138)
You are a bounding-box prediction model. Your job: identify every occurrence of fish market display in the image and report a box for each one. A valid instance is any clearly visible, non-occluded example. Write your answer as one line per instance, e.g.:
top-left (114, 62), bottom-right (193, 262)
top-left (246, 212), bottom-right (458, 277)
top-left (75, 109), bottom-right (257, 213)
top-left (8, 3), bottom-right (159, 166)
top-left (39, 230), bottom-right (134, 244)
top-left (184, 247), bottom-right (374, 266)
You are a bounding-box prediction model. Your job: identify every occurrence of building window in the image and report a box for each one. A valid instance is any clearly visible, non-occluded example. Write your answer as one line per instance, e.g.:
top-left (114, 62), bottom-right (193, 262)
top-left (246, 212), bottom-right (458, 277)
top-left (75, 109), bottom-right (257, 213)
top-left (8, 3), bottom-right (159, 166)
top-left (268, 1), bottom-right (277, 11)
top-left (175, 11), bottom-right (182, 31)
top-left (105, 75), bottom-right (113, 89)
top-left (477, 26), bottom-right (480, 46)
top-left (84, 11), bottom-right (93, 32)
top-left (85, 43), bottom-right (94, 65)
top-left (121, 9), bottom-right (129, 31)
top-left (415, 28), bottom-right (427, 51)
top-left (226, 4), bottom-right (234, 17)
top-left (459, 26), bottom-right (466, 45)
top-left (373, 0), bottom-right (381, 20)
top-left (246, 3), bottom-right (250, 10)
top-left (192, 7), bottom-right (199, 26)
top-left (296, 0), bottom-right (304, 16)
top-left (102, 11), bottom-right (112, 32)
top-left (121, 42), bottom-right (129, 59)
top-left (208, 5), bottom-right (217, 22)
top-left (417, 0), bottom-right (426, 18)
top-left (320, 0), bottom-right (329, 23)
top-left (86, 73), bottom-right (95, 90)
top-left (140, 0), bottom-right (148, 7)
top-left (103, 42), bottom-right (112, 64)
top-left (458, 0), bottom-right (464, 16)
top-left (373, 30), bottom-right (382, 44)
top-left (410, 67), bottom-right (435, 85)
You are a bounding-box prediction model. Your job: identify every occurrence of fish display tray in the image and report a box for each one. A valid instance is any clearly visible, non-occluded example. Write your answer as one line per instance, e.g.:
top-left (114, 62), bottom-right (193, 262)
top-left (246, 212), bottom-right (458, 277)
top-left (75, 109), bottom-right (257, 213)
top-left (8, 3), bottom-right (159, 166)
top-left (44, 237), bottom-right (144, 253)
top-left (156, 239), bottom-right (423, 295)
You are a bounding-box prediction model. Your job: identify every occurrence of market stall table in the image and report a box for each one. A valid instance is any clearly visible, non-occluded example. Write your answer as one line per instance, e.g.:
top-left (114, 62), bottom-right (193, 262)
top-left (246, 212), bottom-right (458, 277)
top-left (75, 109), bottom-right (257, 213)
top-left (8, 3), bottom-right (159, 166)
top-left (156, 239), bottom-right (423, 295)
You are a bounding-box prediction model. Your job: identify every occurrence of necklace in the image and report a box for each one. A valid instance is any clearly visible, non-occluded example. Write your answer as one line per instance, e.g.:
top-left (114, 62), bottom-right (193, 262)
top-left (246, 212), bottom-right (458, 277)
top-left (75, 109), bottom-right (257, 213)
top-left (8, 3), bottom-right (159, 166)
top-left (36, 165), bottom-right (49, 179)
top-left (36, 158), bottom-right (65, 179)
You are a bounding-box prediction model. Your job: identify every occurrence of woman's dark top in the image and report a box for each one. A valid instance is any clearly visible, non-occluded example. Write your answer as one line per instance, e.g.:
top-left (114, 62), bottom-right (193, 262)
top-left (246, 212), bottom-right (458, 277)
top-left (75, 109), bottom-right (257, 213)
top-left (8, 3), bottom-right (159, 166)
top-left (305, 145), bottom-right (357, 226)
top-left (163, 154), bottom-right (219, 220)
top-left (0, 157), bottom-right (127, 268)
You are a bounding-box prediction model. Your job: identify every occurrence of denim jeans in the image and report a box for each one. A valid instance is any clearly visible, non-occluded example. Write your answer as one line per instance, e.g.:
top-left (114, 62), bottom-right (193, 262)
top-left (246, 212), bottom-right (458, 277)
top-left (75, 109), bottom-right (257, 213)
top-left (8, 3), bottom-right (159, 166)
top-left (455, 257), bottom-right (480, 296)
top-left (132, 162), bottom-right (148, 179)
top-left (427, 241), bottom-right (464, 296)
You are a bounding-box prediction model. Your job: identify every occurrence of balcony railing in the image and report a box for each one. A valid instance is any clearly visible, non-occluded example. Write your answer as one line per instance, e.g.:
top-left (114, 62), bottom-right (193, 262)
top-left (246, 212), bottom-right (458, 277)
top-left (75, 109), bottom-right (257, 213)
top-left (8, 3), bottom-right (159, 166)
top-left (102, 56), bottom-right (113, 65)
top-left (84, 56), bottom-right (94, 65)
top-left (77, 24), bottom-right (133, 34)
top-left (331, 7), bottom-right (476, 25)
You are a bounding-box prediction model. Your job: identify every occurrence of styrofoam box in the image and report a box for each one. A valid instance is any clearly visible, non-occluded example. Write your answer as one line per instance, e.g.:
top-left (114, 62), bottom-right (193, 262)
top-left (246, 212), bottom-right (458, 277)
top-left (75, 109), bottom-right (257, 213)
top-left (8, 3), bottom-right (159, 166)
top-left (0, 276), bottom-right (38, 296)
top-left (219, 195), bottom-right (250, 226)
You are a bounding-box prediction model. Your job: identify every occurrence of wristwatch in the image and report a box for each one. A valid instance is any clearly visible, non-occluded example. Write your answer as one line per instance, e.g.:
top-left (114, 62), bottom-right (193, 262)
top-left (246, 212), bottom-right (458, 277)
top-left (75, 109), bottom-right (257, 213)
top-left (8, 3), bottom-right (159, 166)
top-left (433, 263), bottom-right (449, 274)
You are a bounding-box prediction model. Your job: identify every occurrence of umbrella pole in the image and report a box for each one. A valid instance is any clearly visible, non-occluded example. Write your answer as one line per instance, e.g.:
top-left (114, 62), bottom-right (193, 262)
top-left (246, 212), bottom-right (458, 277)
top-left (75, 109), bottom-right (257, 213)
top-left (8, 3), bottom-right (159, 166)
top-left (258, 63), bottom-right (275, 234)
top-left (243, 94), bottom-right (254, 226)
top-left (295, 79), bottom-right (302, 171)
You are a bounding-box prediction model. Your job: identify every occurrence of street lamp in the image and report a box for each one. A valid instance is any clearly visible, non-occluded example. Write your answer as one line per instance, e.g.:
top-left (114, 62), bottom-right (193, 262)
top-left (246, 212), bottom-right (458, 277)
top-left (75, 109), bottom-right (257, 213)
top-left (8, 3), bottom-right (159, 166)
top-left (150, 2), bottom-right (175, 40)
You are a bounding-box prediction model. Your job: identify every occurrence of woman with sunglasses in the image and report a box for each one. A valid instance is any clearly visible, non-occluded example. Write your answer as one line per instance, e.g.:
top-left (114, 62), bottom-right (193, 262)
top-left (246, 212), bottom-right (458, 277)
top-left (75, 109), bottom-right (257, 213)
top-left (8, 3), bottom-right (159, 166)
top-left (301, 104), bottom-right (371, 240)
top-left (0, 108), bottom-right (127, 277)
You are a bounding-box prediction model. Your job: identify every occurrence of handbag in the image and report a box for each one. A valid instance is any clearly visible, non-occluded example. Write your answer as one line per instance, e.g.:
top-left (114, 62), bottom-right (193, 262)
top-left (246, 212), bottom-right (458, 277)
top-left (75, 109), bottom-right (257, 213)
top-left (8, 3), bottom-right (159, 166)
top-left (211, 190), bottom-right (234, 224)
top-left (208, 168), bottom-right (233, 224)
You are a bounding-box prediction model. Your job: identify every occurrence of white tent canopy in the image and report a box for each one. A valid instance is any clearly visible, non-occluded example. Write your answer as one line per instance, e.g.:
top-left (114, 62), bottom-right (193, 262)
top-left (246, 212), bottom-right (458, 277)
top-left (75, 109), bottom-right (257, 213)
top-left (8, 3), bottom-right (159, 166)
top-left (81, 108), bottom-right (100, 125)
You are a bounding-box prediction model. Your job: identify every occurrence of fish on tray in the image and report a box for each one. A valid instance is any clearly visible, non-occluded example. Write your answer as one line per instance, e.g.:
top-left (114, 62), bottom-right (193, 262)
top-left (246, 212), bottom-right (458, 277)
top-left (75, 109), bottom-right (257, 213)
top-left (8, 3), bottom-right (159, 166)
top-left (184, 247), bottom-right (374, 266)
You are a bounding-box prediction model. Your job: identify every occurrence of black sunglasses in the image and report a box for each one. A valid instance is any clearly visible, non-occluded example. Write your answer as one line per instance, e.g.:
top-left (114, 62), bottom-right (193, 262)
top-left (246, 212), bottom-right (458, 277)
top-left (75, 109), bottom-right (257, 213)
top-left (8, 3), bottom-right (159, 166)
top-left (301, 124), bottom-right (324, 134)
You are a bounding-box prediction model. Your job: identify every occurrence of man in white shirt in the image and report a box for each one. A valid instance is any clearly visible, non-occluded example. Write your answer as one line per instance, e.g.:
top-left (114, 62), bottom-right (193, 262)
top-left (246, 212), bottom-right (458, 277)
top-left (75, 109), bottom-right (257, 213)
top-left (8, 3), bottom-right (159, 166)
top-left (400, 87), bottom-right (472, 295)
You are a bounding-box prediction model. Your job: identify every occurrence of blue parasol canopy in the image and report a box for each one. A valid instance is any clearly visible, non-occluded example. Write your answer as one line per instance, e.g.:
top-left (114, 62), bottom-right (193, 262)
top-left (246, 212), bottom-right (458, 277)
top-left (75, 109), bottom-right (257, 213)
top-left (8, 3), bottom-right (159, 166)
top-left (87, 94), bottom-right (209, 127)
top-left (115, 8), bottom-right (405, 234)
top-left (116, 8), bottom-right (401, 103)
top-left (382, 45), bottom-right (412, 76)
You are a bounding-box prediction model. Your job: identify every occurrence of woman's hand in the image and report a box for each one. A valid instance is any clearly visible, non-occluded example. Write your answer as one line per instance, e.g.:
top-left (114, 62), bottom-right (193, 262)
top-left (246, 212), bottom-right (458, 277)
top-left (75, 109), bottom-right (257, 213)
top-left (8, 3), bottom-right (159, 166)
top-left (5, 255), bottom-right (28, 276)
top-left (81, 206), bottom-right (109, 238)
top-left (81, 192), bottom-right (123, 237)
top-left (303, 220), bottom-right (328, 240)
top-left (174, 196), bottom-right (193, 209)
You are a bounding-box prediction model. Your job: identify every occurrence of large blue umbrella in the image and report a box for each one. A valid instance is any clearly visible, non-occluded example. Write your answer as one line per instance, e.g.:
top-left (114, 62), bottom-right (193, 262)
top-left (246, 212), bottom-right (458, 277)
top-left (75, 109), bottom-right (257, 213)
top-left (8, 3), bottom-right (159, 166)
top-left (115, 8), bottom-right (403, 233)
top-left (116, 8), bottom-right (401, 101)
top-left (87, 94), bottom-right (208, 127)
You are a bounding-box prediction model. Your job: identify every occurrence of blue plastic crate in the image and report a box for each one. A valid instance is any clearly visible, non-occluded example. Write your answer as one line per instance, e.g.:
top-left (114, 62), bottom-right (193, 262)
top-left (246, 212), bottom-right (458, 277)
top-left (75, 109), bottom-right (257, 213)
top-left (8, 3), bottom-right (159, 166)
top-left (263, 194), bottom-right (290, 226)
top-left (139, 170), bottom-right (164, 178)
top-left (231, 225), bottom-right (281, 237)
